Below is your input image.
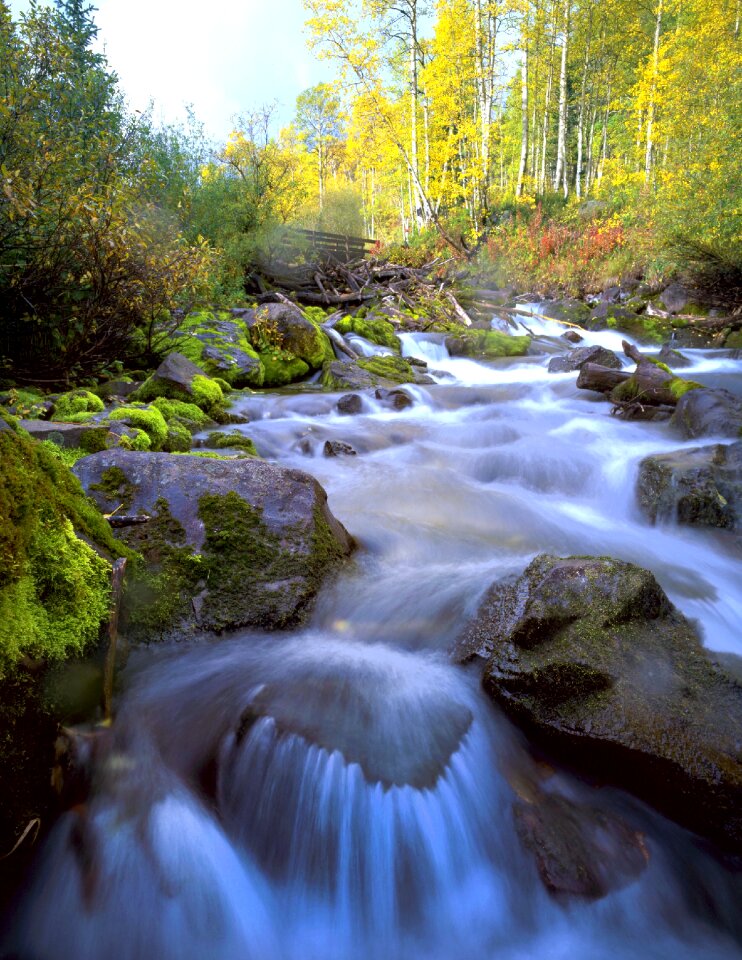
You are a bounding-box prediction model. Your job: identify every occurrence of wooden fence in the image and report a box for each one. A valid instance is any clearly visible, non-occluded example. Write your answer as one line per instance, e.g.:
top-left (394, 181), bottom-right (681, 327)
top-left (276, 228), bottom-right (376, 263)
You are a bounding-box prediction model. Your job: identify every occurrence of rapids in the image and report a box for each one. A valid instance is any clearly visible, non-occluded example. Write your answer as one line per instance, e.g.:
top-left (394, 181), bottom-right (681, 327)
top-left (4, 317), bottom-right (742, 959)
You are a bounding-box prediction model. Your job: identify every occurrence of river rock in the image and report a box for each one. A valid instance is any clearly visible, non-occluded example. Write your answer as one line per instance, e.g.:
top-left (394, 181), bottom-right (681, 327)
top-left (659, 282), bottom-right (690, 314)
top-left (74, 450), bottom-right (353, 639)
top-left (543, 300), bottom-right (592, 326)
top-left (337, 393), bottom-right (363, 415)
top-left (657, 344), bottom-right (692, 368)
top-left (457, 554), bottom-right (742, 853)
top-left (323, 440), bottom-right (357, 457)
top-left (562, 331), bottom-right (584, 344)
top-left (548, 346), bottom-right (622, 374)
top-left (247, 302), bottom-right (331, 370)
top-left (375, 387), bottom-right (414, 410)
top-left (514, 792), bottom-right (648, 899)
top-left (638, 442), bottom-right (742, 530)
top-left (671, 387), bottom-right (742, 439)
top-left (585, 303), bottom-right (641, 332)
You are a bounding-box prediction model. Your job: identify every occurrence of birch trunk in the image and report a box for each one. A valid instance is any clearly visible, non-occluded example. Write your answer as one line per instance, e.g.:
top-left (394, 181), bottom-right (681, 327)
top-left (644, 0), bottom-right (663, 186)
top-left (553, 0), bottom-right (570, 194)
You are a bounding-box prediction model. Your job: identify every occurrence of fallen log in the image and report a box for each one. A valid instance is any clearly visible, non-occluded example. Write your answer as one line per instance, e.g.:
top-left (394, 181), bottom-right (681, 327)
top-left (576, 364), bottom-right (631, 394)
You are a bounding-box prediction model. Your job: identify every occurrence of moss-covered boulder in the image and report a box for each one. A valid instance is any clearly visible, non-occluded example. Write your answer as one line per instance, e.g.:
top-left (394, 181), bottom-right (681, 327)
top-left (456, 554), bottom-right (742, 853)
top-left (249, 303), bottom-right (334, 372)
top-left (258, 352), bottom-right (310, 387)
top-left (132, 353), bottom-right (225, 416)
top-left (0, 429), bottom-right (124, 862)
top-left (334, 315), bottom-right (401, 353)
top-left (585, 303), bottom-right (642, 332)
top-left (321, 355), bottom-right (429, 390)
top-left (50, 389), bottom-right (104, 421)
top-left (638, 442), bottom-right (742, 531)
top-left (445, 330), bottom-right (530, 359)
top-left (73, 451), bottom-right (354, 640)
top-left (203, 431), bottom-right (258, 456)
top-left (542, 300), bottom-right (592, 326)
top-left (172, 310), bottom-right (264, 388)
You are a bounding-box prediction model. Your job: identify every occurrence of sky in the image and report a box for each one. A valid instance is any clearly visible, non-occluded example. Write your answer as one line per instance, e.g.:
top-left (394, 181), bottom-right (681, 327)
top-left (8, 0), bottom-right (332, 143)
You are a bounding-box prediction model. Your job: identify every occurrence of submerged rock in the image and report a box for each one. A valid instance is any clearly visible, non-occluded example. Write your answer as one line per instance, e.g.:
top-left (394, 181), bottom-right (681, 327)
top-left (375, 387), bottom-right (414, 410)
top-left (638, 442), bottom-right (742, 530)
top-left (336, 393), bottom-right (363, 415)
top-left (323, 440), bottom-right (357, 457)
top-left (74, 450), bottom-right (353, 640)
top-left (547, 346), bottom-right (622, 374)
top-left (457, 554), bottom-right (742, 853)
top-left (671, 387), bottom-right (742, 440)
top-left (514, 792), bottom-right (648, 899)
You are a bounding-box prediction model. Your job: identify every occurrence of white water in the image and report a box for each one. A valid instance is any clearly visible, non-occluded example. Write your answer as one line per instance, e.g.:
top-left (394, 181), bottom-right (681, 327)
top-left (5, 330), bottom-right (742, 959)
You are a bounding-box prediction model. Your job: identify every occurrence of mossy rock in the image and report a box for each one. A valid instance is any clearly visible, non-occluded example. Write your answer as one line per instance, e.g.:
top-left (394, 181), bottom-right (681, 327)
top-left (335, 315), bottom-right (401, 353)
top-left (259, 351), bottom-right (310, 388)
top-left (459, 554), bottom-right (742, 854)
top-left (249, 303), bottom-right (333, 371)
top-left (106, 406), bottom-right (169, 451)
top-left (73, 451), bottom-right (354, 641)
top-left (0, 432), bottom-right (127, 857)
top-left (50, 389), bottom-right (104, 422)
top-left (204, 431), bottom-right (258, 456)
top-left (446, 330), bottom-right (530, 359)
top-left (724, 329), bottom-right (742, 350)
top-left (132, 353), bottom-right (225, 417)
top-left (172, 310), bottom-right (264, 388)
top-left (605, 313), bottom-right (675, 344)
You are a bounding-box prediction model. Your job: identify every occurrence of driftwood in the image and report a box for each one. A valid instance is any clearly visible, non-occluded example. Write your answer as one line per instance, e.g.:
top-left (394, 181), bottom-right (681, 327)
top-left (576, 364), bottom-right (630, 393)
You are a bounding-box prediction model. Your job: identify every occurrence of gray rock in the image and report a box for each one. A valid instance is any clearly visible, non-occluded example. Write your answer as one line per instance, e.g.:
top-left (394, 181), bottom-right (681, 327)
top-left (562, 330), bottom-right (584, 344)
top-left (585, 303), bottom-right (642, 332)
top-left (136, 352), bottom-right (208, 399)
top-left (74, 450), bottom-right (353, 638)
top-left (668, 326), bottom-right (719, 349)
top-left (659, 282), bottom-right (689, 314)
top-left (18, 420), bottom-right (108, 451)
top-left (96, 380), bottom-right (141, 399)
top-left (457, 554), bottom-right (742, 853)
top-left (671, 387), bottom-right (742, 439)
top-left (548, 346), bottom-right (622, 374)
top-left (323, 440), bottom-right (357, 457)
top-left (657, 344), bottom-right (691, 368)
top-left (638, 442), bottom-right (742, 530)
top-left (601, 286), bottom-right (621, 304)
top-left (337, 393), bottom-right (363, 415)
top-left (543, 300), bottom-right (592, 325)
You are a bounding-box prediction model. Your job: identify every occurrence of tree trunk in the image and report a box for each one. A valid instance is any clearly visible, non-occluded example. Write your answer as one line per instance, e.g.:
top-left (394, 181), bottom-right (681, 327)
top-left (516, 44), bottom-right (529, 197)
top-left (553, 0), bottom-right (570, 194)
top-left (575, 1), bottom-right (593, 197)
top-left (644, 0), bottom-right (663, 186)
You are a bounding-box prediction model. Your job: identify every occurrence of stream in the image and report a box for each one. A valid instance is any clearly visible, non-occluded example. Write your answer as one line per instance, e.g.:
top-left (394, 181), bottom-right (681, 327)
top-left (4, 314), bottom-right (742, 959)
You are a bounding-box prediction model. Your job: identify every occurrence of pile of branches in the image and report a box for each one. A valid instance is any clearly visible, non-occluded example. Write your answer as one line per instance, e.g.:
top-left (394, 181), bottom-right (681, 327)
top-left (246, 253), bottom-right (477, 322)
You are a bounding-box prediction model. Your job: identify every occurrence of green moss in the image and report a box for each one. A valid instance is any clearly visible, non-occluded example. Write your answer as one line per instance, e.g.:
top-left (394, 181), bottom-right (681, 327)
top-left (132, 370), bottom-right (226, 416)
top-left (191, 375), bottom-right (224, 413)
top-left (51, 389), bottom-right (104, 421)
top-left (213, 377), bottom-right (233, 393)
top-left (0, 432), bottom-right (126, 675)
top-left (205, 431), bottom-right (258, 456)
top-left (357, 355), bottom-right (418, 383)
top-left (163, 420), bottom-right (193, 452)
top-left (669, 377), bottom-right (703, 399)
top-left (118, 428), bottom-right (151, 451)
top-left (58, 411), bottom-right (98, 424)
top-left (151, 397), bottom-right (211, 428)
top-left (335, 315), bottom-right (401, 353)
top-left (259, 352), bottom-right (310, 387)
top-left (196, 492), bottom-right (343, 630)
top-left (107, 406), bottom-right (168, 450)
top-left (446, 330), bottom-right (531, 359)
top-left (172, 310), bottom-right (264, 387)
top-left (0, 388), bottom-right (49, 420)
top-left (90, 466), bottom-right (134, 511)
top-left (39, 441), bottom-right (88, 468)
top-left (647, 357), bottom-right (673, 374)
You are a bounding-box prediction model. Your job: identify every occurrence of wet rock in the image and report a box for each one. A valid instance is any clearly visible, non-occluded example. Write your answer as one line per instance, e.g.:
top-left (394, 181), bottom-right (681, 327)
top-left (601, 286), bottom-right (621, 304)
top-left (514, 792), bottom-right (648, 899)
top-left (548, 346), bottom-right (622, 374)
top-left (406, 356), bottom-right (428, 367)
top-left (375, 387), bottom-right (414, 410)
top-left (657, 344), bottom-right (692, 368)
top-left (638, 442), bottom-right (742, 530)
top-left (445, 329), bottom-right (531, 359)
top-left (659, 282), bottom-right (690, 314)
top-left (96, 380), bottom-right (141, 399)
top-left (74, 450), bottom-right (353, 640)
top-left (562, 331), bottom-right (584, 344)
top-left (132, 353), bottom-right (224, 415)
top-left (668, 326), bottom-right (719, 349)
top-left (458, 554), bottom-right (742, 853)
top-left (671, 387), bottom-right (742, 439)
top-left (544, 300), bottom-right (592, 326)
top-left (322, 356), bottom-right (429, 391)
top-left (248, 302), bottom-right (331, 370)
top-left (17, 419), bottom-right (136, 453)
top-left (585, 303), bottom-right (643, 332)
top-left (337, 393), bottom-right (363, 415)
top-left (323, 440), bottom-right (357, 457)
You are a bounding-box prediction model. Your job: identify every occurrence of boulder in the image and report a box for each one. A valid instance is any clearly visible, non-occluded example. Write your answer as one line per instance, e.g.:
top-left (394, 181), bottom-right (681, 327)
top-left (322, 356), bottom-right (430, 391)
top-left (667, 326), bottom-right (720, 349)
top-left (323, 440), bottom-right (357, 457)
top-left (375, 387), bottom-right (414, 410)
top-left (671, 387), bottom-right (742, 439)
top-left (543, 300), bottom-right (592, 326)
top-left (637, 442), bottom-right (742, 530)
top-left (173, 310), bottom-right (264, 387)
top-left (337, 393), bottom-right (363, 415)
top-left (657, 344), bottom-right (692, 368)
top-left (548, 346), bottom-right (622, 374)
top-left (132, 353), bottom-right (224, 415)
top-left (514, 792), bottom-right (648, 900)
top-left (248, 302), bottom-right (332, 371)
top-left (659, 282), bottom-right (689, 314)
top-left (334, 314), bottom-right (401, 353)
top-left (562, 330), bottom-right (583, 344)
top-left (585, 303), bottom-right (641, 332)
top-left (456, 554), bottom-right (742, 853)
top-left (74, 451), bottom-right (353, 640)
top-left (446, 330), bottom-right (531, 359)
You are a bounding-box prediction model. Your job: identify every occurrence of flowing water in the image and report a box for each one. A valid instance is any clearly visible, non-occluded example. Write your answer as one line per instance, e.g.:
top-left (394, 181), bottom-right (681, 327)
top-left (4, 317), bottom-right (742, 959)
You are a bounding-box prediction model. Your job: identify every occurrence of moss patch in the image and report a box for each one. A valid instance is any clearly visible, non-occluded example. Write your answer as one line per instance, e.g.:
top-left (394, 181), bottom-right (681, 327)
top-left (107, 406), bottom-right (168, 451)
top-left (204, 431), bottom-right (258, 456)
top-left (51, 390), bottom-right (104, 422)
top-left (357, 355), bottom-right (418, 383)
top-left (335, 315), bottom-right (401, 353)
top-left (259, 352), bottom-right (310, 387)
top-left (446, 329), bottom-right (531, 359)
top-left (173, 310), bottom-right (264, 387)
